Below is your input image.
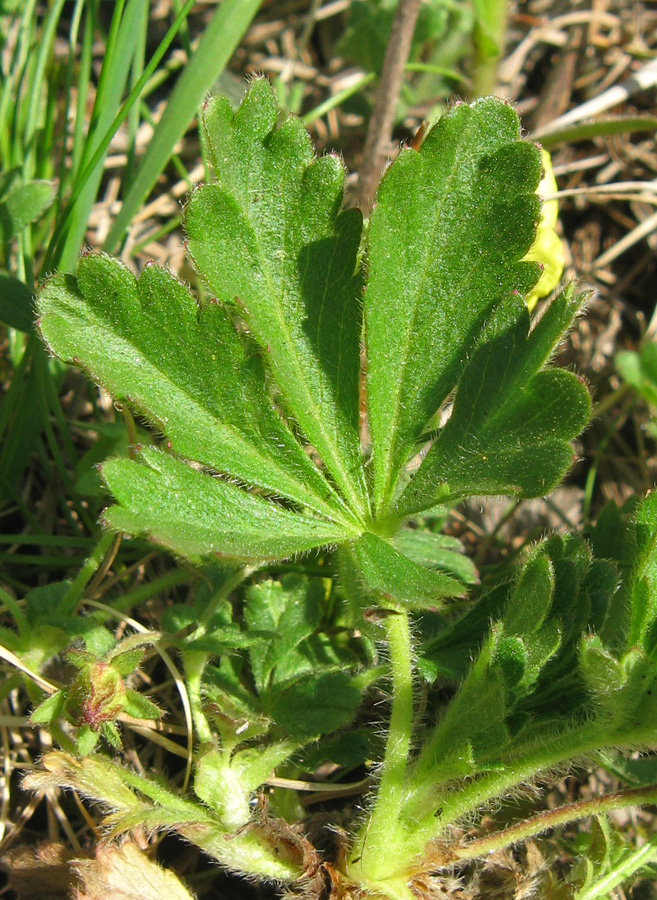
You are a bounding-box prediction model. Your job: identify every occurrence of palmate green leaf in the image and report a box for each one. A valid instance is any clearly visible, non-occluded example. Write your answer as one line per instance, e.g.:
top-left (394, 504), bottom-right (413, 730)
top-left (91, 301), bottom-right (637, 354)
top-left (37, 253), bottom-right (349, 523)
top-left (365, 98), bottom-right (543, 515)
top-left (100, 447), bottom-right (356, 564)
top-left (186, 78), bottom-right (369, 517)
top-left (35, 81), bottom-right (591, 602)
top-left (397, 285), bottom-right (591, 516)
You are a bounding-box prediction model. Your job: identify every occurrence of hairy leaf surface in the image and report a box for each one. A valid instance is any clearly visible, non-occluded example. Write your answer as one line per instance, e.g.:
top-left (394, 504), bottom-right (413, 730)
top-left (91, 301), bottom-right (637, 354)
top-left (345, 532), bottom-right (465, 609)
top-left (186, 79), bottom-right (368, 516)
top-left (35, 82), bottom-right (591, 584)
top-left (100, 447), bottom-right (355, 563)
top-left (397, 286), bottom-right (590, 515)
top-left (38, 254), bottom-right (347, 522)
top-left (365, 98), bottom-right (543, 513)
top-left (245, 575), bottom-right (324, 693)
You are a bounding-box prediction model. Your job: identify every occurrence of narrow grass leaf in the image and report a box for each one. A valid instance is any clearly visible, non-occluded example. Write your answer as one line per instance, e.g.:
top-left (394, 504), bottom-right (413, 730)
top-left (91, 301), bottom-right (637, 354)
top-left (103, 0), bottom-right (263, 254)
top-left (56, 0), bottom-right (145, 271)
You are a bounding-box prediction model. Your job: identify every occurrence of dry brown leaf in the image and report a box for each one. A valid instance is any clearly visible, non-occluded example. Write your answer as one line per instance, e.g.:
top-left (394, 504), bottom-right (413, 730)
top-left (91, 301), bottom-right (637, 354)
top-left (73, 841), bottom-right (195, 900)
top-left (0, 841), bottom-right (78, 900)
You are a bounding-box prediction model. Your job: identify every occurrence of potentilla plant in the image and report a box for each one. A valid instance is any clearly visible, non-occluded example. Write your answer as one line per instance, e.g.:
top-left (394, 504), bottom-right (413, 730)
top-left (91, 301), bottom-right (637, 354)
top-left (28, 79), bottom-right (657, 899)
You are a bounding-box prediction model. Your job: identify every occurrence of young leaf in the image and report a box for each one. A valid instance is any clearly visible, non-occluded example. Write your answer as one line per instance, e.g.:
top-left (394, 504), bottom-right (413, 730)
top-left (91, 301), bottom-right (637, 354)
top-left (244, 575), bottom-right (325, 693)
top-left (392, 527), bottom-right (479, 585)
top-left (365, 98), bottom-right (543, 514)
top-left (186, 78), bottom-right (369, 517)
top-left (344, 532), bottom-right (465, 610)
top-left (503, 547), bottom-right (554, 636)
top-left (625, 490), bottom-right (657, 650)
top-left (397, 286), bottom-right (590, 516)
top-left (268, 669), bottom-right (361, 738)
top-left (405, 631), bottom-right (510, 817)
top-left (0, 171), bottom-right (54, 242)
top-left (100, 446), bottom-right (356, 563)
top-left (37, 254), bottom-right (348, 522)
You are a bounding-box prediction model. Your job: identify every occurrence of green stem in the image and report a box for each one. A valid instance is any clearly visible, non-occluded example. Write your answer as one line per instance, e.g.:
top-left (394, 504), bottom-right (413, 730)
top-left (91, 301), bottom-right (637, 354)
top-left (182, 566), bottom-right (254, 747)
top-left (453, 783), bottom-right (657, 861)
top-left (469, 0), bottom-right (508, 99)
top-left (349, 610), bottom-right (414, 881)
top-left (61, 530), bottom-right (117, 615)
top-left (183, 650), bottom-right (213, 745)
top-left (179, 821), bottom-right (304, 882)
top-left (400, 721), bottom-right (640, 868)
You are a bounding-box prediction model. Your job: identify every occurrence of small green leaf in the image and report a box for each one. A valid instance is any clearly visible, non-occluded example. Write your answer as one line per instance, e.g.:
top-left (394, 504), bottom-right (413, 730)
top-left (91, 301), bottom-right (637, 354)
top-left (0, 175), bottom-right (54, 242)
top-left (231, 741), bottom-right (298, 793)
top-left (365, 98), bottom-right (543, 513)
top-left (244, 575), bottom-right (324, 692)
top-left (579, 634), bottom-right (626, 722)
top-left (392, 527), bottom-right (479, 585)
top-left (185, 626), bottom-right (273, 655)
top-left (492, 634), bottom-right (526, 689)
top-left (109, 649), bottom-right (146, 676)
top-left (504, 548), bottom-right (554, 636)
top-left (101, 721), bottom-right (123, 750)
top-left (345, 532), bottom-right (465, 610)
top-left (76, 725), bottom-right (101, 756)
top-left (186, 79), bottom-right (369, 517)
top-left (31, 691), bottom-right (66, 725)
top-left (101, 447), bottom-right (353, 563)
top-left (268, 670), bottom-right (361, 739)
top-left (122, 690), bottom-right (162, 721)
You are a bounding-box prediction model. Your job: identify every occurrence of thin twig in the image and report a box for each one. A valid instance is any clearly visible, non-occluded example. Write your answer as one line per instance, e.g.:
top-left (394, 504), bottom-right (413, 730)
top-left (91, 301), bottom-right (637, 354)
top-left (355, 0), bottom-right (421, 214)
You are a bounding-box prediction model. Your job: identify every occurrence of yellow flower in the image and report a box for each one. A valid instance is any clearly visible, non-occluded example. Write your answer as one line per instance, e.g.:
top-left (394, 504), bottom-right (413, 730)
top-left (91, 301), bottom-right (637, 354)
top-left (524, 149), bottom-right (564, 311)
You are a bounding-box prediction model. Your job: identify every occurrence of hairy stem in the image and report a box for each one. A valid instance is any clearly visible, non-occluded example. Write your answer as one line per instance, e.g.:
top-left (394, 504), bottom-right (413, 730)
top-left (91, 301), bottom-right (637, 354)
top-left (400, 721), bottom-right (649, 867)
top-left (349, 609), bottom-right (414, 880)
top-left (453, 783), bottom-right (657, 861)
